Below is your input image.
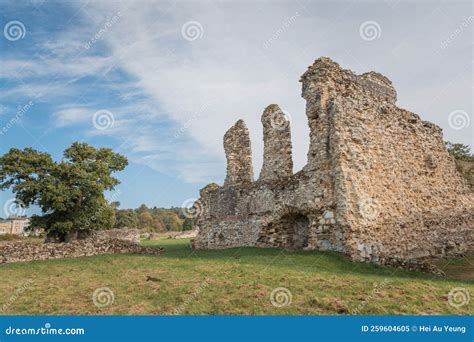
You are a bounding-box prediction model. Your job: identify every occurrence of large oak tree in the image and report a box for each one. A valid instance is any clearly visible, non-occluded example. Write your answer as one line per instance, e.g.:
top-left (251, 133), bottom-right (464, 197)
top-left (0, 142), bottom-right (128, 242)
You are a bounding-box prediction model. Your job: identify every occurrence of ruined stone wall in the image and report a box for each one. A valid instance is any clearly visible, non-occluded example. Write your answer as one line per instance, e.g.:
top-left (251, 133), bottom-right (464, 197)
top-left (299, 58), bottom-right (473, 262)
top-left (194, 172), bottom-right (335, 250)
top-left (194, 107), bottom-right (343, 252)
top-left (193, 57), bottom-right (473, 267)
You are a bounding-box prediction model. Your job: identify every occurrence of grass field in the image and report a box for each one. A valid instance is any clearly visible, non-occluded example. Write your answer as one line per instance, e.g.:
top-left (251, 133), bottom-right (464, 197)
top-left (0, 238), bottom-right (472, 315)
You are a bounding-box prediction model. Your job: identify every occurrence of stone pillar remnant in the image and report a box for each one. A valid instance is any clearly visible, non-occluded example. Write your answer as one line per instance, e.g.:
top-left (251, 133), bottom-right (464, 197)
top-left (224, 119), bottom-right (253, 185)
top-left (259, 104), bottom-right (293, 181)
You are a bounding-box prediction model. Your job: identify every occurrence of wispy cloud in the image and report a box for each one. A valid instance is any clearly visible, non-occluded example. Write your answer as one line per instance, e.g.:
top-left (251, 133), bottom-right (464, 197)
top-left (52, 107), bottom-right (92, 127)
top-left (2, 0), bottom-right (472, 185)
top-left (0, 52), bottom-right (114, 80)
top-left (0, 105), bottom-right (9, 116)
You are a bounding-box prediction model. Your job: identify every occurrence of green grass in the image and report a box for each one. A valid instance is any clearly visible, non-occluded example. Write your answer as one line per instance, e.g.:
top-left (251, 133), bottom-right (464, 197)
top-left (0, 234), bottom-right (24, 242)
top-left (0, 238), bottom-right (472, 315)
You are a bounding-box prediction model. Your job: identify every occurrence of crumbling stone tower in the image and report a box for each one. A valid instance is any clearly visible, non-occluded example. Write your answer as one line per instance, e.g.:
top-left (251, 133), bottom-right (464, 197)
top-left (193, 57), bottom-right (473, 266)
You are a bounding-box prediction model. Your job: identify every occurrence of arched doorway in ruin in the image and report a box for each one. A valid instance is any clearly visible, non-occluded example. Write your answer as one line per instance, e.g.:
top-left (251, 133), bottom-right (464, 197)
top-left (257, 213), bottom-right (310, 249)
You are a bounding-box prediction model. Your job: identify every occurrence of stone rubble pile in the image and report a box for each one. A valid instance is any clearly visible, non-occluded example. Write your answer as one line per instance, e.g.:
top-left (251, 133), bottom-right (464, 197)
top-left (0, 229), bottom-right (162, 264)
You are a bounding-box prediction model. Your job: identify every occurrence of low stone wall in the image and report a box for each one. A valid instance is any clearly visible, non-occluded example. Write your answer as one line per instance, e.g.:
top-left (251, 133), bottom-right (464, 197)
top-left (0, 237), bottom-right (163, 264)
top-left (172, 230), bottom-right (198, 239)
top-left (95, 228), bottom-right (141, 243)
top-left (142, 230), bottom-right (198, 240)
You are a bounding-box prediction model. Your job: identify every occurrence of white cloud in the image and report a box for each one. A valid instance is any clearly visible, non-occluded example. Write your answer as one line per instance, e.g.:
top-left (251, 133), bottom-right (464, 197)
top-left (0, 82), bottom-right (73, 101)
top-left (70, 1), bottom-right (315, 183)
top-left (64, 0), bottom-right (472, 182)
top-left (4, 1), bottom-right (472, 183)
top-left (0, 55), bottom-right (114, 80)
top-left (53, 108), bottom-right (92, 127)
top-left (0, 104), bottom-right (8, 116)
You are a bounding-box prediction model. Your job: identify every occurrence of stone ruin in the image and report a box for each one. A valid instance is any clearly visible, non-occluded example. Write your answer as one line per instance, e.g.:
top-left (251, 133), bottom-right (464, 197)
top-left (192, 57), bottom-right (473, 267)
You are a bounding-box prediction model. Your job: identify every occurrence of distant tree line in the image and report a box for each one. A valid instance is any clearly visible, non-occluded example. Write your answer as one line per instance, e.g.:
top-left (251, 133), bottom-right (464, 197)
top-left (111, 202), bottom-right (193, 232)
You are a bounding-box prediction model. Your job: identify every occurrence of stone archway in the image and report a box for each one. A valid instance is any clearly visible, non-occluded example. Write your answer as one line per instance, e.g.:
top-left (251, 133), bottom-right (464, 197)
top-left (258, 213), bottom-right (310, 249)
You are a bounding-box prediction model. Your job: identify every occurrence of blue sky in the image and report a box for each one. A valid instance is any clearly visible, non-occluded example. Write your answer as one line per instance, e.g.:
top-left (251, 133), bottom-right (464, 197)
top-left (0, 0), bottom-right (472, 215)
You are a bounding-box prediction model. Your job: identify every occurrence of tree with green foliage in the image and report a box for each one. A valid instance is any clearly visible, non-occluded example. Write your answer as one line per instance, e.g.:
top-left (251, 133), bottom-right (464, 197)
top-left (114, 209), bottom-right (139, 228)
top-left (114, 205), bottom-right (195, 232)
top-left (110, 201), bottom-right (121, 209)
top-left (445, 142), bottom-right (474, 161)
top-left (0, 142), bottom-right (128, 242)
top-left (182, 217), bottom-right (194, 231)
top-left (138, 210), bottom-right (154, 229)
top-left (160, 212), bottom-right (181, 231)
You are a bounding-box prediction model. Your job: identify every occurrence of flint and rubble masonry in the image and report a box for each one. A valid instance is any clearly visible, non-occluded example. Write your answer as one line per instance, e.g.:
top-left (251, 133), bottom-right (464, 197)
top-left (193, 57), bottom-right (473, 268)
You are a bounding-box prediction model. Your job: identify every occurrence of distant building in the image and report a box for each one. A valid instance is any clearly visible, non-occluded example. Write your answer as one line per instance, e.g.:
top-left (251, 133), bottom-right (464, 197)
top-left (0, 216), bottom-right (30, 235)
